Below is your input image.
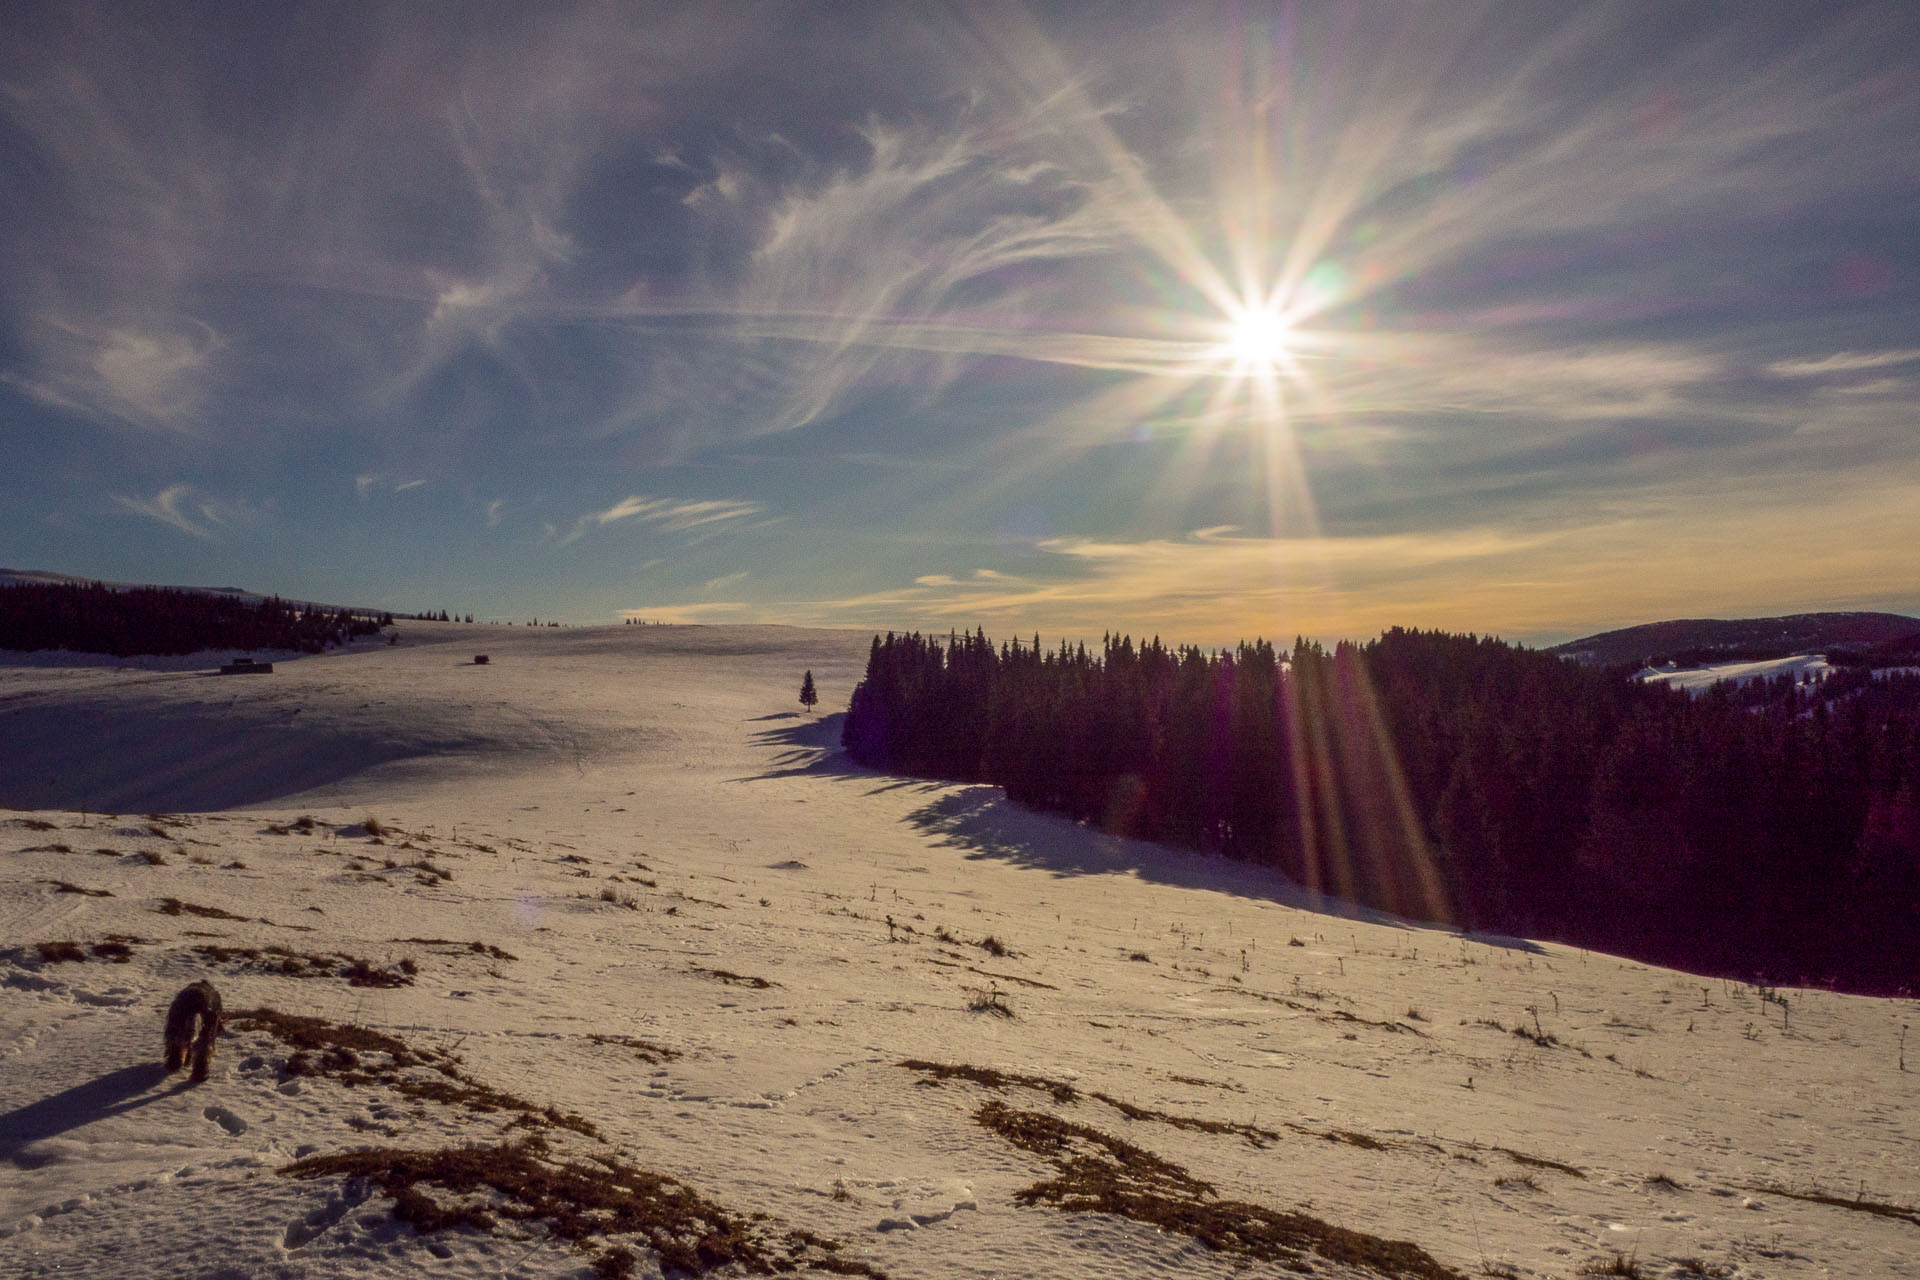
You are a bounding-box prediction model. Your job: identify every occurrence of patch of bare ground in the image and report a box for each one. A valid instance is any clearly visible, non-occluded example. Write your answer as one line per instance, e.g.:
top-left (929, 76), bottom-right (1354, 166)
top-left (902, 1060), bottom-right (1394, 1151)
top-left (0, 937), bottom-right (143, 965)
top-left (1490, 1146), bottom-right (1585, 1178)
top-left (154, 897), bottom-right (250, 921)
top-left (974, 1101), bottom-right (1462, 1279)
top-left (690, 967), bottom-right (775, 989)
top-left (227, 1007), bottom-right (599, 1139)
top-left (193, 944), bottom-right (415, 988)
top-left (588, 1034), bottom-right (682, 1064)
top-left (281, 1133), bottom-right (887, 1279)
top-left (41, 879), bottom-right (112, 896)
top-left (393, 937), bottom-right (519, 961)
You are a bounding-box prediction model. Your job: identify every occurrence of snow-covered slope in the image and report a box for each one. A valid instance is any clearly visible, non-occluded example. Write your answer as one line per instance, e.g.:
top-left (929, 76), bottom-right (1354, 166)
top-left (3, 624), bottom-right (1915, 1279)
top-left (1637, 655), bottom-right (1833, 695)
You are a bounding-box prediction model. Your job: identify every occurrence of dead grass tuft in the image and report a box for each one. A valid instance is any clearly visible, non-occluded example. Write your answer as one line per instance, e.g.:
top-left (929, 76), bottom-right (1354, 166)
top-left (1576, 1253), bottom-right (1645, 1278)
top-left (964, 985), bottom-right (1014, 1018)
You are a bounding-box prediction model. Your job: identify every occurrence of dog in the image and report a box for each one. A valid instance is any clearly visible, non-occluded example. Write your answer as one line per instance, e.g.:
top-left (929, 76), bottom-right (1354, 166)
top-left (163, 979), bottom-right (223, 1082)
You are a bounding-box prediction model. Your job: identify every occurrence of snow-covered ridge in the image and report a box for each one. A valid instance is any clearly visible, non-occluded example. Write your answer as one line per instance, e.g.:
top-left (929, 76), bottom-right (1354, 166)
top-left (2, 624), bottom-right (1915, 1279)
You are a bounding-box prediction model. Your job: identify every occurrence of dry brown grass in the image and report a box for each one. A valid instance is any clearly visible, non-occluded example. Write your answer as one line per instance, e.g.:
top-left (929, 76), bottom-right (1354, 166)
top-left (1741, 1182), bottom-right (1920, 1226)
top-left (281, 1134), bottom-right (886, 1278)
top-left (974, 1102), bottom-right (1462, 1279)
top-left (228, 1007), bottom-right (599, 1139)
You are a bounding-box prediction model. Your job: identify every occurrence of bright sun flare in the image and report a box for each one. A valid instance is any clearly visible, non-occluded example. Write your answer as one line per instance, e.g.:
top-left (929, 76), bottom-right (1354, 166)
top-left (1219, 305), bottom-right (1293, 369)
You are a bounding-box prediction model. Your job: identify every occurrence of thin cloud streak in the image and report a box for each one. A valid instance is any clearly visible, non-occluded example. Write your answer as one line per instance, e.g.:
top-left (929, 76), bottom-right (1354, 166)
top-left (555, 496), bottom-right (765, 547)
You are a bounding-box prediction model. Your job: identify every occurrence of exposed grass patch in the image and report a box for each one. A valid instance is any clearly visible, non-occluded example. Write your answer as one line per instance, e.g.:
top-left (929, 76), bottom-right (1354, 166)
top-left (588, 1034), bottom-right (682, 1065)
top-left (690, 967), bottom-right (775, 989)
top-left (902, 1060), bottom-right (1080, 1104)
top-left (134, 849), bottom-right (166, 865)
top-left (1644, 1172), bottom-right (1684, 1191)
top-left (34, 940), bottom-right (86, 964)
top-left (228, 1007), bottom-right (599, 1138)
top-left (155, 897), bottom-right (249, 921)
top-left (21, 843), bottom-right (74, 853)
top-left (18, 818), bottom-right (58, 831)
top-left (1741, 1182), bottom-right (1920, 1226)
top-left (1493, 1174), bottom-right (1540, 1192)
top-left (281, 1133), bottom-right (885, 1279)
top-left (899, 1060), bottom-right (1285, 1148)
top-left (974, 1102), bottom-right (1462, 1279)
top-left (1576, 1253), bottom-right (1645, 1278)
top-left (42, 879), bottom-right (112, 896)
top-left (1493, 1147), bottom-right (1585, 1178)
top-left (194, 944), bottom-right (415, 988)
top-left (1671, 1258), bottom-right (1733, 1278)
top-left (394, 937), bottom-right (518, 961)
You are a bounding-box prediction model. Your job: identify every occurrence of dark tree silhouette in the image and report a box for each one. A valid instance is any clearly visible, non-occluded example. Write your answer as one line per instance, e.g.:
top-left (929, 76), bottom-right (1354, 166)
top-left (799, 670), bottom-right (819, 713)
top-left (0, 581), bottom-right (389, 656)
top-left (841, 627), bottom-right (1920, 994)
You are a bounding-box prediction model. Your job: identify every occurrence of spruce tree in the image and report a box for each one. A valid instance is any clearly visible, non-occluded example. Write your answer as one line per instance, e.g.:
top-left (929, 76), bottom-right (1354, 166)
top-left (800, 670), bottom-right (819, 712)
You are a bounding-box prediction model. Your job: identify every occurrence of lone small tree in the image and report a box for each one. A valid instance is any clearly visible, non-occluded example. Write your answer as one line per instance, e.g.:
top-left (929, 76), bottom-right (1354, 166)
top-left (799, 670), bottom-right (818, 713)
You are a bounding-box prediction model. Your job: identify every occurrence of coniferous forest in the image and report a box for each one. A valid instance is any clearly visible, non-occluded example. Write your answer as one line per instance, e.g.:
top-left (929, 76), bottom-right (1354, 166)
top-left (0, 580), bottom-right (391, 656)
top-left (844, 628), bottom-right (1920, 994)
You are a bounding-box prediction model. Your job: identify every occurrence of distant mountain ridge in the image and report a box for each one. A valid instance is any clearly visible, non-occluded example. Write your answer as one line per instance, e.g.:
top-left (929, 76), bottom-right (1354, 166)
top-left (1550, 611), bottom-right (1920, 668)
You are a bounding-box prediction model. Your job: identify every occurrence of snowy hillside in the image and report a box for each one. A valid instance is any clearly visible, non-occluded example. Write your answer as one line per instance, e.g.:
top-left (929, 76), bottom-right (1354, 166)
top-left (3, 624), bottom-right (1915, 1279)
top-left (1636, 656), bottom-right (1833, 695)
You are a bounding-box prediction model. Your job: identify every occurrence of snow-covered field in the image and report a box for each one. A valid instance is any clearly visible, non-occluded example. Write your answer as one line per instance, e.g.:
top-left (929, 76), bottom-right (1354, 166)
top-left (3, 623), bottom-right (1915, 1280)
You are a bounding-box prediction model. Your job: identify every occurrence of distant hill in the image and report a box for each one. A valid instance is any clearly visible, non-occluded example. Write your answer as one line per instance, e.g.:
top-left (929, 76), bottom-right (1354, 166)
top-left (0, 568), bottom-right (381, 619)
top-left (1549, 611), bottom-right (1920, 668)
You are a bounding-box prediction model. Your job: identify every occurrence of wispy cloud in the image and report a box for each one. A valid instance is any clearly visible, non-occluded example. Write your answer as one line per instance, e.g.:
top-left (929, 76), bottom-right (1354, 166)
top-left (555, 496), bottom-right (765, 546)
top-left (113, 484), bottom-right (246, 540)
top-left (1766, 350), bottom-right (1920, 378)
top-left (355, 474), bottom-right (428, 500)
top-left (617, 601), bottom-right (751, 625)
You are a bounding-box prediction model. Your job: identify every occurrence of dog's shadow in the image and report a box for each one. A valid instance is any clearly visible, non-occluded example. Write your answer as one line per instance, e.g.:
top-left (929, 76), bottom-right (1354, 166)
top-left (0, 1062), bottom-right (188, 1167)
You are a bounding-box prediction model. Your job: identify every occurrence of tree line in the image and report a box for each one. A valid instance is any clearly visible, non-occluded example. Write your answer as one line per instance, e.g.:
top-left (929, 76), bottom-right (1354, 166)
top-left (0, 581), bottom-right (391, 656)
top-left (843, 627), bottom-right (1920, 993)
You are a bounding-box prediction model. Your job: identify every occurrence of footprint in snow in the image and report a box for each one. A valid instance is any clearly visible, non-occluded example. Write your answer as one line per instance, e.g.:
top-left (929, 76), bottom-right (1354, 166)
top-left (203, 1105), bottom-right (247, 1136)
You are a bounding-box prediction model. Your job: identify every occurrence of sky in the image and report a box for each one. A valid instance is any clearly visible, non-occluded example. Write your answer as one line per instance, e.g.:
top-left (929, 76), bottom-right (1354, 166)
top-left (3, 0), bottom-right (1918, 647)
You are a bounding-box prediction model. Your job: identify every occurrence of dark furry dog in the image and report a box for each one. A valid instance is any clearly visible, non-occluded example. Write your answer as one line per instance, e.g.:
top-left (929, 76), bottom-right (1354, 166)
top-left (163, 979), bottom-right (223, 1082)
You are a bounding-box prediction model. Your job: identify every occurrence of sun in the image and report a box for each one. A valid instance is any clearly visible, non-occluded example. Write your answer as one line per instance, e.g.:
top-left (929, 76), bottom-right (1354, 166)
top-left (1217, 303), bottom-right (1293, 370)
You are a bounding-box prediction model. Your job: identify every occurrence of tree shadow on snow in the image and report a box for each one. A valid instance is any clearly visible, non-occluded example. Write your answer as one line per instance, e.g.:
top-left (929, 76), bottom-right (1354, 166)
top-left (906, 785), bottom-right (1542, 951)
top-left (0, 1062), bottom-right (187, 1167)
top-left (729, 719), bottom-right (1538, 951)
top-left (729, 715), bottom-right (945, 796)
